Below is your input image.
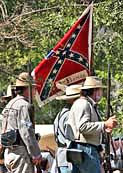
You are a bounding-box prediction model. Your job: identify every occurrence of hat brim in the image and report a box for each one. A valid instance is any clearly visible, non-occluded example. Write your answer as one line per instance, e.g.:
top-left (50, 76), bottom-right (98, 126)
top-left (12, 84), bottom-right (36, 87)
top-left (56, 94), bottom-right (80, 100)
top-left (79, 85), bottom-right (106, 90)
top-left (2, 95), bottom-right (12, 98)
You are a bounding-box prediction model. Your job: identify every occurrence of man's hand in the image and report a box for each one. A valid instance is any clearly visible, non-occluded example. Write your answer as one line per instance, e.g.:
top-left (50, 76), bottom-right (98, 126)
top-left (104, 116), bottom-right (118, 133)
top-left (105, 128), bottom-right (112, 133)
top-left (32, 155), bottom-right (42, 165)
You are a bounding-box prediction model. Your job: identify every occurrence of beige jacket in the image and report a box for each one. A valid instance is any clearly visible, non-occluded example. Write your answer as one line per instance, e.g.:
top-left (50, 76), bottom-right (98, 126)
top-left (2, 95), bottom-right (41, 158)
top-left (66, 96), bottom-right (105, 146)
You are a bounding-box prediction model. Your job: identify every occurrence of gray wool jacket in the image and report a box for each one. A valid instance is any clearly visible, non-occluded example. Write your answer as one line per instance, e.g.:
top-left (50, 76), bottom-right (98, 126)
top-left (66, 96), bottom-right (105, 146)
top-left (1, 95), bottom-right (41, 158)
top-left (54, 107), bottom-right (70, 167)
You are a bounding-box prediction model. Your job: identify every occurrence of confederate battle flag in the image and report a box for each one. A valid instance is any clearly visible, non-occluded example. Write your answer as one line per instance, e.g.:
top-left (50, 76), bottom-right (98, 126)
top-left (32, 3), bottom-right (93, 107)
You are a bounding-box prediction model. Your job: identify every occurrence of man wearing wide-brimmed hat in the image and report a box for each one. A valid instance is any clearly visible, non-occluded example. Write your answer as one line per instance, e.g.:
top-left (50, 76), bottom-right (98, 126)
top-left (2, 85), bottom-right (15, 99)
top-left (0, 85), bottom-right (15, 173)
top-left (53, 84), bottom-right (81, 173)
top-left (0, 85), bottom-right (16, 107)
top-left (1, 72), bottom-right (42, 173)
top-left (65, 76), bottom-right (118, 173)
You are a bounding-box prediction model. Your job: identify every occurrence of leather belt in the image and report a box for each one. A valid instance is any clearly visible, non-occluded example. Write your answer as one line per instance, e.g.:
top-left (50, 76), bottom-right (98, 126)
top-left (57, 142), bottom-right (66, 148)
top-left (70, 141), bottom-right (98, 151)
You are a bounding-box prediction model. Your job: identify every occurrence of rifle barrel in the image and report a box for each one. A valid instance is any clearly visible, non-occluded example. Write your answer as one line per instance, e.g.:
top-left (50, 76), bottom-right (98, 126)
top-left (105, 63), bottom-right (112, 173)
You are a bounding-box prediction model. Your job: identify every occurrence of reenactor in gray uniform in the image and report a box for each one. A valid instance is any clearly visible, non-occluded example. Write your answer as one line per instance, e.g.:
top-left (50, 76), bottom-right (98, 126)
top-left (54, 85), bottom-right (81, 173)
top-left (1, 72), bottom-right (42, 173)
top-left (0, 85), bottom-right (15, 173)
top-left (66, 76), bottom-right (118, 173)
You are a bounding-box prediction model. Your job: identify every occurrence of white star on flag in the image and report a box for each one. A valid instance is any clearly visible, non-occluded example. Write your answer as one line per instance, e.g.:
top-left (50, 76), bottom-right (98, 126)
top-left (53, 69), bottom-right (57, 74)
top-left (72, 34), bottom-right (76, 38)
top-left (69, 53), bottom-right (74, 58)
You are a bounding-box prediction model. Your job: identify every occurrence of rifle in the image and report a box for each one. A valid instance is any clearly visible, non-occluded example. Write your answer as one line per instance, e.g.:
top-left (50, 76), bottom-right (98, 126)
top-left (104, 63), bottom-right (112, 173)
top-left (28, 59), bottom-right (35, 128)
top-left (28, 59), bottom-right (42, 173)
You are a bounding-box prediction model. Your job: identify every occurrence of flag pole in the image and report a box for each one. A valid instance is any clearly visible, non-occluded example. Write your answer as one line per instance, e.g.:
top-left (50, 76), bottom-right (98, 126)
top-left (88, 1), bottom-right (94, 75)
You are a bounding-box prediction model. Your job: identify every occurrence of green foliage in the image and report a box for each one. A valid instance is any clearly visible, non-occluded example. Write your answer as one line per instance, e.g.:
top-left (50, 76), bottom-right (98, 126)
top-left (93, 0), bottom-right (123, 135)
top-left (34, 99), bottom-right (65, 124)
top-left (0, 0), bottom-right (123, 136)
